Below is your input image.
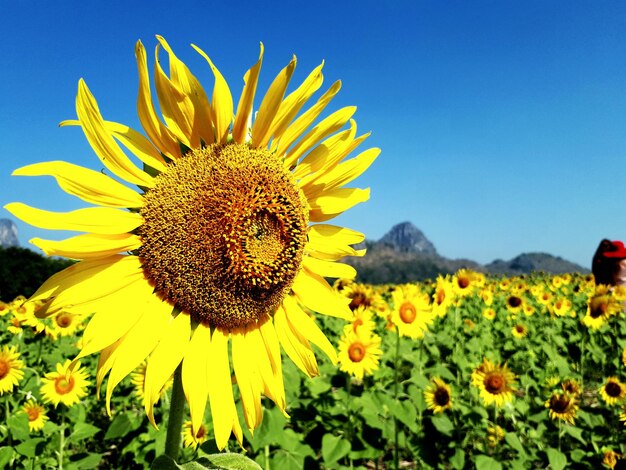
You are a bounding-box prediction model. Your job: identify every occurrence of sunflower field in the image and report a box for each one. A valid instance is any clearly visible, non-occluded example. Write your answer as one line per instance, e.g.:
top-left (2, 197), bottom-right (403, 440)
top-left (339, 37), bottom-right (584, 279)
top-left (1, 269), bottom-right (625, 469)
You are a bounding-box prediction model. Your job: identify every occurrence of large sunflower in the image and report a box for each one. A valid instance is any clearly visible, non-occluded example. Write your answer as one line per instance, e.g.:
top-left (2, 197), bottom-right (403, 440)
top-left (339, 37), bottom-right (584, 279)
top-left (545, 391), bottom-right (578, 425)
top-left (472, 358), bottom-right (517, 407)
top-left (6, 37), bottom-right (378, 449)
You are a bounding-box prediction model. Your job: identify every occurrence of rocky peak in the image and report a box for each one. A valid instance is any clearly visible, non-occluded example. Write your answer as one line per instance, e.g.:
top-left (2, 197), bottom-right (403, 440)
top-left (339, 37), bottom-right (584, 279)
top-left (0, 219), bottom-right (19, 248)
top-left (378, 221), bottom-right (437, 255)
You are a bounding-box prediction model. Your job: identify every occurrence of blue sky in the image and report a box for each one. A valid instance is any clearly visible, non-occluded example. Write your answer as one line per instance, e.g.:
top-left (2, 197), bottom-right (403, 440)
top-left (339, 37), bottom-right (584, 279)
top-left (2, 1), bottom-right (626, 268)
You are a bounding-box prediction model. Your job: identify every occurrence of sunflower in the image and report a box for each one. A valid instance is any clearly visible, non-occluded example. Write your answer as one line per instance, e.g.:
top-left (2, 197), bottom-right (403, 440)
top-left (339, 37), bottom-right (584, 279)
top-left (23, 400), bottom-right (49, 432)
top-left (561, 378), bottom-right (581, 396)
top-left (432, 275), bottom-right (454, 317)
top-left (479, 286), bottom-right (494, 307)
top-left (486, 425), bottom-right (504, 447)
top-left (343, 306), bottom-right (376, 336)
top-left (599, 377), bottom-right (626, 406)
top-left (40, 360), bottom-right (90, 407)
top-left (6, 37), bottom-right (378, 448)
top-left (0, 346), bottom-right (24, 394)
top-left (424, 377), bottom-right (453, 413)
top-left (45, 311), bottom-right (85, 339)
top-left (341, 282), bottom-right (386, 316)
top-left (602, 450), bottom-right (622, 470)
top-left (482, 308), bottom-right (496, 321)
top-left (511, 323), bottom-right (528, 338)
top-left (583, 286), bottom-right (622, 329)
top-left (550, 297), bottom-right (572, 317)
top-left (182, 420), bottom-right (208, 449)
top-left (337, 330), bottom-right (382, 380)
top-left (504, 294), bottom-right (524, 314)
top-left (545, 391), bottom-right (578, 425)
top-left (452, 269), bottom-right (479, 298)
top-left (472, 358), bottom-right (517, 407)
top-left (130, 361), bottom-right (173, 403)
top-left (0, 301), bottom-right (9, 316)
top-left (391, 285), bottom-right (433, 338)
top-left (535, 289), bottom-right (553, 307)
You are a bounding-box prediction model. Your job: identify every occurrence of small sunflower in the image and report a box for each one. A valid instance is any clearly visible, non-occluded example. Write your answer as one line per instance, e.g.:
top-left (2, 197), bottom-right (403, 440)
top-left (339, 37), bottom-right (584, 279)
top-left (0, 345), bottom-right (24, 394)
top-left (391, 285), bottom-right (433, 338)
top-left (22, 400), bottom-right (48, 432)
top-left (40, 360), bottom-right (90, 407)
top-left (561, 378), bottom-right (581, 396)
top-left (343, 306), bottom-right (376, 336)
top-left (511, 323), bottom-right (528, 338)
top-left (432, 275), bottom-right (454, 317)
top-left (472, 358), bottom-right (517, 407)
top-left (424, 377), bottom-right (453, 413)
top-left (599, 377), bottom-right (626, 406)
top-left (550, 297), bottom-right (572, 317)
top-left (452, 269), bottom-right (479, 298)
top-left (487, 425), bottom-right (504, 447)
top-left (482, 308), bottom-right (496, 321)
top-left (583, 286), bottom-right (621, 329)
top-left (341, 283), bottom-right (386, 316)
top-left (504, 294), bottom-right (524, 314)
top-left (182, 420), bottom-right (208, 449)
top-left (7, 37), bottom-right (378, 448)
top-left (545, 391), bottom-right (578, 425)
top-left (337, 330), bottom-right (382, 380)
top-left (45, 311), bottom-right (84, 339)
top-left (602, 449), bottom-right (622, 470)
top-left (479, 286), bottom-right (494, 307)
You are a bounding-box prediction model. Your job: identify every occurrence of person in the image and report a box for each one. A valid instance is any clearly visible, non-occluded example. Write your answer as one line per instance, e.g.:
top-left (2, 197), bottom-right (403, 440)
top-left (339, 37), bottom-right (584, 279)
top-left (592, 239), bottom-right (626, 286)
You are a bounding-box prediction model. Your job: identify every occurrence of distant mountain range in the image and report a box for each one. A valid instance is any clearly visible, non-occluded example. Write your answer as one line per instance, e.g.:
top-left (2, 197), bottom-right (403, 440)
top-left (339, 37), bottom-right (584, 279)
top-left (345, 222), bottom-right (589, 284)
top-left (0, 219), bottom-right (19, 248)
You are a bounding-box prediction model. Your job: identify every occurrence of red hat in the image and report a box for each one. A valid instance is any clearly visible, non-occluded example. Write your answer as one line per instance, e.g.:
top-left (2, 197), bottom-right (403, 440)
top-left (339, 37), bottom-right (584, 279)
top-left (603, 240), bottom-right (626, 258)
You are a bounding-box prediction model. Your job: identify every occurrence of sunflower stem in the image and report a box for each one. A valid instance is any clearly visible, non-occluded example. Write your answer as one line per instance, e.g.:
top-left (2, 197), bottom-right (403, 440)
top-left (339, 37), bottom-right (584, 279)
top-left (393, 326), bottom-right (400, 470)
top-left (58, 407), bottom-right (65, 470)
top-left (164, 364), bottom-right (185, 462)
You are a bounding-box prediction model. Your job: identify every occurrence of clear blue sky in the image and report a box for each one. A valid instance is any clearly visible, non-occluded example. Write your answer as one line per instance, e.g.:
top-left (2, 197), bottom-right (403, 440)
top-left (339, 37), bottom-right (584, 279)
top-left (2, 0), bottom-right (626, 268)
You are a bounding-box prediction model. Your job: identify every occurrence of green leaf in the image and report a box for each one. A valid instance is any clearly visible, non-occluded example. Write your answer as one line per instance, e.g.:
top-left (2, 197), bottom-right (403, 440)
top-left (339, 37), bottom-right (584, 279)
top-left (504, 432), bottom-right (526, 456)
top-left (0, 447), bottom-right (14, 468)
top-left (104, 413), bottom-right (133, 440)
top-left (67, 453), bottom-right (103, 469)
top-left (546, 448), bottom-right (567, 470)
top-left (195, 454), bottom-right (263, 469)
top-left (68, 422), bottom-right (100, 442)
top-left (450, 448), bottom-right (465, 470)
top-left (430, 414), bottom-right (454, 436)
top-left (570, 449), bottom-right (587, 463)
top-left (8, 412), bottom-right (30, 441)
top-left (562, 424), bottom-right (585, 445)
top-left (474, 455), bottom-right (502, 470)
top-left (321, 434), bottom-right (351, 465)
top-left (151, 455), bottom-right (180, 470)
top-left (15, 438), bottom-right (46, 458)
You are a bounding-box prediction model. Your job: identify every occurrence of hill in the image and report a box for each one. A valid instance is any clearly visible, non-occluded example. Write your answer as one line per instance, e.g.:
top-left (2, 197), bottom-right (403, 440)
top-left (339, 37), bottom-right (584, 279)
top-left (345, 222), bottom-right (589, 284)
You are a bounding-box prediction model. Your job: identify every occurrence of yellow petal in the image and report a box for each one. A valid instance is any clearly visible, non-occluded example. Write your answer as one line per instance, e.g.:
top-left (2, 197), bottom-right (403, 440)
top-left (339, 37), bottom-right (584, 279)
top-left (302, 148), bottom-right (380, 199)
top-left (208, 328), bottom-right (243, 450)
top-left (232, 44), bottom-right (264, 144)
top-left (28, 256), bottom-right (125, 305)
top-left (272, 80), bottom-right (341, 155)
top-left (291, 268), bottom-right (352, 319)
top-left (96, 338), bottom-right (123, 399)
top-left (251, 57), bottom-right (297, 148)
top-left (231, 327), bottom-right (263, 430)
top-left (60, 120), bottom-right (167, 173)
top-left (301, 255), bottom-right (356, 280)
top-left (135, 40), bottom-right (181, 159)
top-left (105, 293), bottom-right (172, 414)
top-left (13, 161), bottom-right (145, 208)
top-left (159, 36), bottom-right (213, 147)
top-left (144, 312), bottom-right (191, 426)
top-left (182, 323), bottom-right (212, 435)
top-left (5, 203), bottom-right (143, 235)
top-left (74, 276), bottom-right (153, 361)
top-left (247, 322), bottom-right (283, 410)
top-left (192, 45), bottom-right (234, 144)
top-left (283, 295), bottom-right (337, 364)
top-left (269, 62), bottom-right (324, 143)
top-left (283, 106), bottom-right (356, 170)
top-left (30, 233), bottom-right (142, 260)
top-left (293, 125), bottom-right (355, 180)
top-left (274, 305), bottom-right (318, 377)
top-left (308, 187), bottom-right (370, 222)
top-left (306, 224), bottom-right (365, 260)
top-left (76, 80), bottom-right (155, 187)
top-left (258, 316), bottom-right (287, 414)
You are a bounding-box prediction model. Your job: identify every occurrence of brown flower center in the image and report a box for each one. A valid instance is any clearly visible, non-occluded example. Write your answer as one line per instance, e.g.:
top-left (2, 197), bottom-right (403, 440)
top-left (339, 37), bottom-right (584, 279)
top-left (139, 144), bottom-right (308, 329)
top-left (0, 360), bottom-right (9, 379)
top-left (195, 425), bottom-right (206, 439)
top-left (457, 277), bottom-right (470, 289)
top-left (349, 292), bottom-right (368, 311)
top-left (549, 394), bottom-right (570, 413)
top-left (26, 407), bottom-right (40, 422)
top-left (399, 302), bottom-right (417, 324)
top-left (348, 342), bottom-right (366, 362)
top-left (485, 374), bottom-right (505, 394)
top-left (434, 387), bottom-right (450, 406)
top-left (436, 289), bottom-right (446, 306)
top-left (605, 381), bottom-right (623, 397)
top-left (54, 376), bottom-right (75, 395)
top-left (56, 313), bottom-right (72, 328)
top-left (508, 296), bottom-right (522, 308)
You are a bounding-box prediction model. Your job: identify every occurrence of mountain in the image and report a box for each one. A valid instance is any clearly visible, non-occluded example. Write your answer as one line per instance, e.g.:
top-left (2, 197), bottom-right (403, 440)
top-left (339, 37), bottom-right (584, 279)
top-left (345, 222), bottom-right (589, 284)
top-left (0, 219), bottom-right (19, 248)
